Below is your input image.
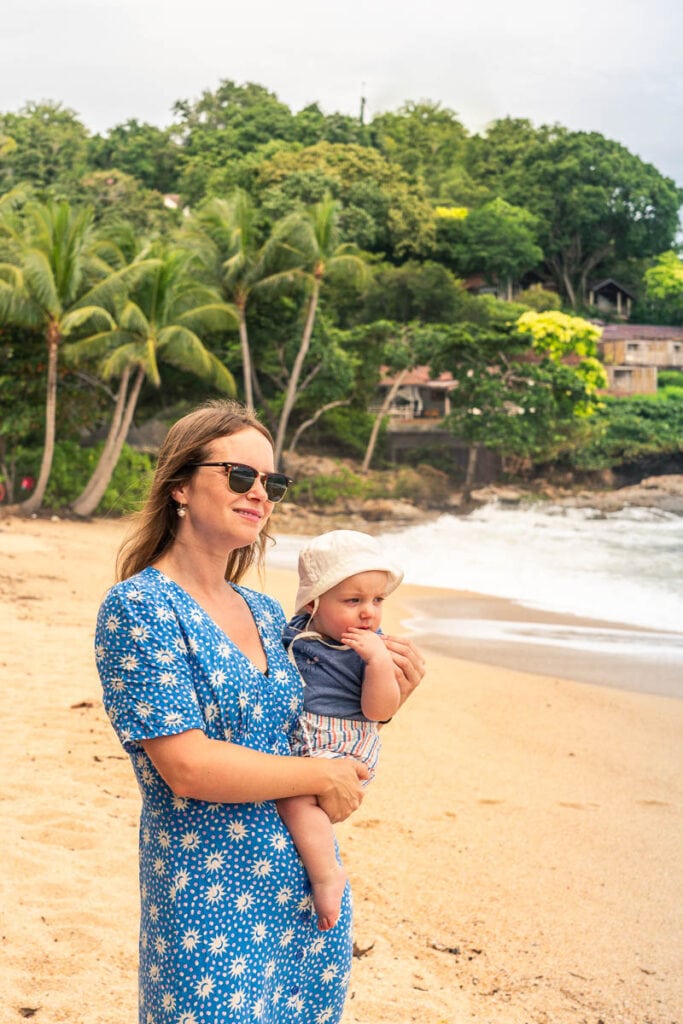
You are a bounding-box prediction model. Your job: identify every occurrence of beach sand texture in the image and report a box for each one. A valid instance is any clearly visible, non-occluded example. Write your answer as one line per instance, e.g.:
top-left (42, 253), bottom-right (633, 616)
top-left (1, 514), bottom-right (681, 1024)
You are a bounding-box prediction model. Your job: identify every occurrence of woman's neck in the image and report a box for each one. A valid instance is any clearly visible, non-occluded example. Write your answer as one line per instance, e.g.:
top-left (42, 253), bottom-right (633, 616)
top-left (153, 538), bottom-right (231, 599)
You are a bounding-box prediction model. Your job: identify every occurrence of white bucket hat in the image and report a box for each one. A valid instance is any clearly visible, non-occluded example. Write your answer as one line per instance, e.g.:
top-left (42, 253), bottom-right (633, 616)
top-left (294, 530), bottom-right (404, 614)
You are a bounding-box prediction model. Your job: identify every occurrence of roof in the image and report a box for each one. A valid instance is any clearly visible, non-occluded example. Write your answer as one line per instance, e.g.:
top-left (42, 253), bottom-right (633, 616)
top-left (379, 365), bottom-right (458, 390)
top-left (600, 324), bottom-right (683, 342)
top-left (589, 278), bottom-right (637, 300)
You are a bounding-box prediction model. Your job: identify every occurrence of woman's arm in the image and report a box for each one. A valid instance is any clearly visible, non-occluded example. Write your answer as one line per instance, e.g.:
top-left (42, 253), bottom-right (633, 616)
top-left (142, 730), bottom-right (368, 823)
top-left (382, 635), bottom-right (426, 709)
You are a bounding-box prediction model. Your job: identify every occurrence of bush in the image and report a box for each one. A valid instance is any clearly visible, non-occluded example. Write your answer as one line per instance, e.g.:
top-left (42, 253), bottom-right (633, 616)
top-left (658, 370), bottom-right (683, 390)
top-left (305, 407), bottom-right (382, 460)
top-left (389, 464), bottom-right (453, 506)
top-left (290, 465), bottom-right (376, 505)
top-left (565, 390), bottom-right (683, 471)
top-left (14, 441), bottom-right (154, 514)
top-left (97, 444), bottom-right (155, 515)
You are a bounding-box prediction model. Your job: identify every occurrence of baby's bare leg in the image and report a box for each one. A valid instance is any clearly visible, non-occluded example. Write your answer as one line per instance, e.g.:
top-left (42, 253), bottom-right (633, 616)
top-left (277, 794), bottom-right (347, 931)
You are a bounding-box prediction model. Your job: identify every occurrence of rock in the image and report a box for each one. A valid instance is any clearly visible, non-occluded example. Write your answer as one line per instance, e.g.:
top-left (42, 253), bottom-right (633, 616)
top-left (358, 499), bottom-right (424, 522)
top-left (469, 486), bottom-right (523, 505)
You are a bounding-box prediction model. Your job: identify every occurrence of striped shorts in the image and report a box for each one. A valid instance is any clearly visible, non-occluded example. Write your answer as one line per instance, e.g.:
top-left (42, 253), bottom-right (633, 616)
top-left (289, 711), bottom-right (382, 786)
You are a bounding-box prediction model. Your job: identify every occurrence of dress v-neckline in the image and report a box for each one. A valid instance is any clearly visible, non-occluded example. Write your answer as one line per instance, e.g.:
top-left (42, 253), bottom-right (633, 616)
top-left (146, 566), bottom-right (270, 678)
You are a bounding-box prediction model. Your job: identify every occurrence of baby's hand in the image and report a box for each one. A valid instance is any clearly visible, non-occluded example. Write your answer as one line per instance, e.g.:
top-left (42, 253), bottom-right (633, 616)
top-left (341, 627), bottom-right (389, 664)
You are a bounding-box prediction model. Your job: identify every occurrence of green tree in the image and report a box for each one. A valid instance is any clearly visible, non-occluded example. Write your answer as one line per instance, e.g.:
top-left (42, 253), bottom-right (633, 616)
top-left (88, 119), bottom-right (181, 193)
top-left (370, 100), bottom-right (468, 197)
top-left (260, 197), bottom-right (367, 463)
top-left (0, 102), bottom-right (90, 197)
top-left (77, 169), bottom-right (174, 233)
top-left (254, 142), bottom-right (436, 259)
top-left (357, 260), bottom-right (467, 325)
top-left (65, 240), bottom-right (236, 516)
top-left (434, 198), bottom-right (543, 297)
top-left (418, 316), bottom-right (605, 469)
top-left (642, 251), bottom-right (683, 324)
top-left (0, 198), bottom-right (118, 511)
top-left (188, 190), bottom-right (273, 407)
top-left (465, 120), bottom-right (682, 306)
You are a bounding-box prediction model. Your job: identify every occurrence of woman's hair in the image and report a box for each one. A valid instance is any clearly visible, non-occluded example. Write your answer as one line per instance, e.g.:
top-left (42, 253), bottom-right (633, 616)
top-left (117, 400), bottom-right (275, 583)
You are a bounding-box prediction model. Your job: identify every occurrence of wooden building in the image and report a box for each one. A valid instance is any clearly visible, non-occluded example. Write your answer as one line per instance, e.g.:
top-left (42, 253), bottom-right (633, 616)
top-left (598, 324), bottom-right (683, 395)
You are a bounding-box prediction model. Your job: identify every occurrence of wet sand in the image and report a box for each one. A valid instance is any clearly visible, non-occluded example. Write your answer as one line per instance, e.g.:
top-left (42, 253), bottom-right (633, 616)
top-left (402, 590), bottom-right (683, 699)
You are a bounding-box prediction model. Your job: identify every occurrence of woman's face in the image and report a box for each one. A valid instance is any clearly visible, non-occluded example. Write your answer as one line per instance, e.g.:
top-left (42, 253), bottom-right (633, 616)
top-left (172, 427), bottom-right (277, 551)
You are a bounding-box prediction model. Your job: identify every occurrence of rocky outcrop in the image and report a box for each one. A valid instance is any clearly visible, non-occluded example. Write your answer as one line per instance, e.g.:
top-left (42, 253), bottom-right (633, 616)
top-left (273, 474), bottom-right (683, 535)
top-left (553, 475), bottom-right (683, 515)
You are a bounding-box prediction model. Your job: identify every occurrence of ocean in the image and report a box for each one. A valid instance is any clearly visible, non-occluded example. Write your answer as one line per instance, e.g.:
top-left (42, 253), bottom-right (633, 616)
top-left (271, 503), bottom-right (683, 698)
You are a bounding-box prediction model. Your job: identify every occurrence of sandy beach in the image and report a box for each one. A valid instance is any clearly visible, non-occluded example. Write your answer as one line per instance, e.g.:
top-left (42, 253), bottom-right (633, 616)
top-left (1, 513), bottom-right (682, 1024)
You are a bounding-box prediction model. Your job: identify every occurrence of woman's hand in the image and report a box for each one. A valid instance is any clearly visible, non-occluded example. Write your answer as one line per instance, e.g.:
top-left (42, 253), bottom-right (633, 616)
top-left (316, 757), bottom-right (368, 824)
top-left (383, 635), bottom-right (426, 708)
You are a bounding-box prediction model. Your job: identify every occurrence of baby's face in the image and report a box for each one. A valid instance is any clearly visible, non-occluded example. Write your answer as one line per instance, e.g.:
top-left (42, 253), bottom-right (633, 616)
top-left (311, 570), bottom-right (389, 642)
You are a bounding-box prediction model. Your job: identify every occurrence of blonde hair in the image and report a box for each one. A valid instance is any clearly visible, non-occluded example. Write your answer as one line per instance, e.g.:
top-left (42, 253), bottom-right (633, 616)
top-left (116, 400), bottom-right (275, 583)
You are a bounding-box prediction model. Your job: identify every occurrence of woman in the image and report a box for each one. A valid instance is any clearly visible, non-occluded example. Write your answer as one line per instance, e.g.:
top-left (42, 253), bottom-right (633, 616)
top-left (95, 400), bottom-right (424, 1024)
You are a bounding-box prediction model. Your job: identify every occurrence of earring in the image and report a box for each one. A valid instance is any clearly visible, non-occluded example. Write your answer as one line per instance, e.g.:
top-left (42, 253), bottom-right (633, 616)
top-left (177, 504), bottom-right (187, 518)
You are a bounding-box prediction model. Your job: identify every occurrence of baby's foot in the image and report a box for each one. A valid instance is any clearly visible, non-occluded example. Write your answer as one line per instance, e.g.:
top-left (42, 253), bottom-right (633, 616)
top-left (311, 864), bottom-right (348, 931)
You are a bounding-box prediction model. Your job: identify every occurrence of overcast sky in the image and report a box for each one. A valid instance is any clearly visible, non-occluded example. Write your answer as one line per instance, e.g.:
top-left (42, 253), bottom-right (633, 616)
top-left (3, 0), bottom-right (683, 186)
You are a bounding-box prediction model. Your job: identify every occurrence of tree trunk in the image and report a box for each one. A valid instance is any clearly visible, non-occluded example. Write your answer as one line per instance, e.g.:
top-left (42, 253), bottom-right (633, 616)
top-left (70, 366), bottom-right (145, 517)
top-left (463, 445), bottom-right (479, 496)
top-left (21, 329), bottom-right (59, 514)
top-left (287, 399), bottom-right (350, 457)
top-left (273, 278), bottom-right (320, 465)
top-left (361, 367), bottom-right (409, 473)
top-left (238, 310), bottom-right (254, 409)
top-left (70, 366), bottom-right (131, 516)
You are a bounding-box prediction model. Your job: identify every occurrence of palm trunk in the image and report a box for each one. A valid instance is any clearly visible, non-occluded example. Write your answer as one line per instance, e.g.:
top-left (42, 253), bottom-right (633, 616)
top-left (70, 366), bottom-right (145, 517)
top-left (362, 367), bottom-right (409, 473)
top-left (274, 277), bottom-right (320, 465)
top-left (238, 310), bottom-right (254, 409)
top-left (21, 328), bottom-right (59, 514)
top-left (70, 367), bottom-right (131, 516)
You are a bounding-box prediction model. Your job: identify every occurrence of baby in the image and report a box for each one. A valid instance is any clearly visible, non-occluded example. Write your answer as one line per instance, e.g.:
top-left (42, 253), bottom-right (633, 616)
top-left (278, 530), bottom-right (403, 930)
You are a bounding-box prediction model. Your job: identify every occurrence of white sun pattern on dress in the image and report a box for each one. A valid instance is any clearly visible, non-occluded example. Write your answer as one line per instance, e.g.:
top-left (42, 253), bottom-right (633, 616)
top-left (95, 566), bottom-right (352, 1024)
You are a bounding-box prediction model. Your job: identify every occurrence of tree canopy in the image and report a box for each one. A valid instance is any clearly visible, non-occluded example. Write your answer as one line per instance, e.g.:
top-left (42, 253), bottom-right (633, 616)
top-left (0, 79), bottom-right (681, 508)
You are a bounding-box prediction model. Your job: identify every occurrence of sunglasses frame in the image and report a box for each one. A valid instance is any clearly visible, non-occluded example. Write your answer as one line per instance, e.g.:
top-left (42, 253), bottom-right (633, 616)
top-left (190, 462), bottom-right (293, 502)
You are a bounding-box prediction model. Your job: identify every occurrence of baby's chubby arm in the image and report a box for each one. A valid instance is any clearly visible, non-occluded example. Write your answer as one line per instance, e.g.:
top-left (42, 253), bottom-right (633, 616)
top-left (341, 627), bottom-right (401, 722)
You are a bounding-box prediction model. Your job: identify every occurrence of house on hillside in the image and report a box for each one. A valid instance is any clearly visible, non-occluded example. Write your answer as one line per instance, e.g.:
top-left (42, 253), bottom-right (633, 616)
top-left (597, 323), bottom-right (683, 395)
top-left (372, 366), bottom-right (459, 420)
top-left (588, 279), bottom-right (635, 319)
top-left (371, 366), bottom-right (501, 481)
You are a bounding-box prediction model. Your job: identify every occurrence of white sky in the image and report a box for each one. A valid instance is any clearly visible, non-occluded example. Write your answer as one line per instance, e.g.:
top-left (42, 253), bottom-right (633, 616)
top-left (3, 0), bottom-right (683, 186)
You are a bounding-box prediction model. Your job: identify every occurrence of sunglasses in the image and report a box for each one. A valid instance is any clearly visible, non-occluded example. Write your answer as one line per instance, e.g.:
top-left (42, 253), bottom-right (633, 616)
top-left (191, 462), bottom-right (292, 503)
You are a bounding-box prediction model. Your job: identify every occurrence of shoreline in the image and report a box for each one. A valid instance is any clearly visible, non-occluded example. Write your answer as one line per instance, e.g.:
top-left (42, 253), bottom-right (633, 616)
top-left (400, 586), bottom-right (683, 700)
top-left (2, 514), bottom-right (682, 1023)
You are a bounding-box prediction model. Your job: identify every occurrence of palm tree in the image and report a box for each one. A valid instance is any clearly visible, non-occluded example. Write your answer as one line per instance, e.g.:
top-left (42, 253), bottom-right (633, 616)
top-left (66, 240), bottom-right (237, 517)
top-left (0, 198), bottom-right (118, 513)
top-left (263, 197), bottom-right (367, 465)
top-left (191, 191), bottom-right (265, 408)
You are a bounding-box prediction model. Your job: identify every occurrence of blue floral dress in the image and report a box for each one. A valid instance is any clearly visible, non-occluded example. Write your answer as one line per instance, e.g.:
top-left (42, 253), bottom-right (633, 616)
top-left (95, 567), bottom-right (352, 1024)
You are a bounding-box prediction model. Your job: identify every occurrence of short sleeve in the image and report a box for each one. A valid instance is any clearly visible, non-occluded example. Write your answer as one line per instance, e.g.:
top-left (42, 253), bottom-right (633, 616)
top-left (95, 579), bottom-right (205, 751)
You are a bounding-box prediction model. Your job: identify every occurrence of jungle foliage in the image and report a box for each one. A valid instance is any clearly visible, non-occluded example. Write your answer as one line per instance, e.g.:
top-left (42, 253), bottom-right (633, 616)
top-left (1, 85), bottom-right (682, 510)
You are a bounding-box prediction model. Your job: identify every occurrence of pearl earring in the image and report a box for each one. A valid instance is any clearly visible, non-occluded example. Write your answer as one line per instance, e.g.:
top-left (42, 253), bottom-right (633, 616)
top-left (177, 504), bottom-right (187, 518)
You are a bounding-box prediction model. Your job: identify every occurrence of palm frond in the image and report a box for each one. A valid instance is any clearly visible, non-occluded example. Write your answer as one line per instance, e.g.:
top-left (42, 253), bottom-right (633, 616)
top-left (176, 302), bottom-right (239, 333)
top-left (157, 325), bottom-right (235, 393)
top-left (23, 248), bottom-right (59, 315)
top-left (101, 341), bottom-right (156, 384)
top-left (64, 330), bottom-right (135, 363)
top-left (120, 300), bottom-right (151, 336)
top-left (61, 305), bottom-right (116, 336)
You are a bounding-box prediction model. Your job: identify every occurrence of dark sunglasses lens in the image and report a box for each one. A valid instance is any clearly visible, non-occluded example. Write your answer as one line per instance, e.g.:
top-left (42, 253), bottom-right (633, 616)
top-left (226, 465), bottom-right (257, 494)
top-left (265, 475), bottom-right (289, 502)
